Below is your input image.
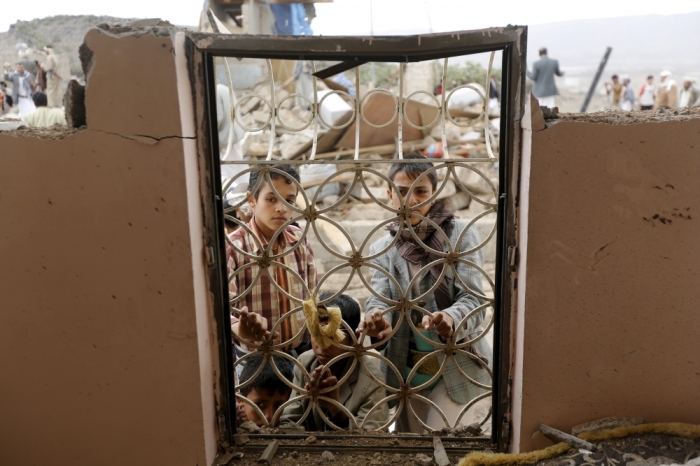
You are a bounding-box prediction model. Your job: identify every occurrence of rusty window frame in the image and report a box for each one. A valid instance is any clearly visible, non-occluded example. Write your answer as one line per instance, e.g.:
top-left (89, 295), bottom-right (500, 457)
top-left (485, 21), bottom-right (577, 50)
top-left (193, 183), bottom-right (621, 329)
top-left (186, 27), bottom-right (527, 452)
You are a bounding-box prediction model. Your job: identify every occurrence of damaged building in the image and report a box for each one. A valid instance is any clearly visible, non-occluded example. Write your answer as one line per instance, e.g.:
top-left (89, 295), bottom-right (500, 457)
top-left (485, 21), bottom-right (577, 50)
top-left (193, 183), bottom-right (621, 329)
top-left (1, 18), bottom-right (700, 466)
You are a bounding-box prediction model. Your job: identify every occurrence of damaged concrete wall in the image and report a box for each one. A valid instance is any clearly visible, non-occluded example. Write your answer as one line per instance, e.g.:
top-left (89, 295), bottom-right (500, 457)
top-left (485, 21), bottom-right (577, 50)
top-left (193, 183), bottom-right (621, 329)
top-left (513, 102), bottom-right (700, 452)
top-left (0, 27), bottom-right (218, 466)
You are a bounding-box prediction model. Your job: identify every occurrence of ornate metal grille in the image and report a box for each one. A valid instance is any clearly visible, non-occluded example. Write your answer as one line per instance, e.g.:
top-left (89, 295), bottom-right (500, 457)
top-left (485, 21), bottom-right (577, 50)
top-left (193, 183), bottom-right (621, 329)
top-left (222, 57), bottom-right (497, 433)
top-left (191, 27), bottom-right (526, 448)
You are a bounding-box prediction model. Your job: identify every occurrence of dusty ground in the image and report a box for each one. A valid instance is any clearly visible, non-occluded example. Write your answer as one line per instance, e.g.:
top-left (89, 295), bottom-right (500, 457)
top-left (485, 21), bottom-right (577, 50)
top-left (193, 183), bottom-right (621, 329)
top-left (222, 432), bottom-right (700, 466)
top-left (224, 431), bottom-right (493, 466)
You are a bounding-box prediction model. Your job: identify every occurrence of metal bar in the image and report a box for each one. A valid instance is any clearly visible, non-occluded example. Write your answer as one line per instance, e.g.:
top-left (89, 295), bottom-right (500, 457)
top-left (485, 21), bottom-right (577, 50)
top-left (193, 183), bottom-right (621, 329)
top-left (580, 47), bottom-right (612, 113)
top-left (221, 158), bottom-right (499, 165)
top-left (202, 50), bottom-right (238, 445)
top-left (240, 442), bottom-right (492, 455)
top-left (190, 28), bottom-right (523, 61)
top-left (313, 60), bottom-right (368, 79)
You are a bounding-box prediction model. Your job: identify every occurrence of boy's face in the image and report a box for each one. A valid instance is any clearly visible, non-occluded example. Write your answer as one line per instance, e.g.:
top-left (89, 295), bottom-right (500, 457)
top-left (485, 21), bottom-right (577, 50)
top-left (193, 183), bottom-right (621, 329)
top-left (387, 170), bottom-right (435, 226)
top-left (243, 388), bottom-right (290, 427)
top-left (248, 176), bottom-right (297, 239)
top-left (311, 335), bottom-right (351, 366)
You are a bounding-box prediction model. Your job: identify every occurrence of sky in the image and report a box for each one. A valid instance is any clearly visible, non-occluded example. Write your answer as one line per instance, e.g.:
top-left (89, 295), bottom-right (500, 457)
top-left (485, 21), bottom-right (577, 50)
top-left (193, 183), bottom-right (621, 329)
top-left (1, 0), bottom-right (699, 34)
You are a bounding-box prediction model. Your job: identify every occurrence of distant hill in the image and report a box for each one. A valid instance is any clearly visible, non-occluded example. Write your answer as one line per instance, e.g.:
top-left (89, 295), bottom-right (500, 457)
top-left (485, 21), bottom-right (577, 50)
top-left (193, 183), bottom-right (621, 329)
top-left (527, 11), bottom-right (700, 76)
top-left (0, 15), bottom-right (132, 76)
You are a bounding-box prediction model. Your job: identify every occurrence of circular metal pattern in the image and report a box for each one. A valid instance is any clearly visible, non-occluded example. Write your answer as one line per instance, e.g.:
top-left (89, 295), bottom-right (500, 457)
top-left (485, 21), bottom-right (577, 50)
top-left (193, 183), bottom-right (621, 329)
top-left (317, 90), bottom-right (357, 130)
top-left (276, 93), bottom-right (315, 131)
top-left (444, 84), bottom-right (487, 128)
top-left (222, 76), bottom-right (500, 432)
top-left (233, 93), bottom-right (273, 132)
top-left (359, 88), bottom-right (399, 129)
top-left (403, 90), bottom-right (442, 129)
top-left (227, 161), bottom-right (497, 430)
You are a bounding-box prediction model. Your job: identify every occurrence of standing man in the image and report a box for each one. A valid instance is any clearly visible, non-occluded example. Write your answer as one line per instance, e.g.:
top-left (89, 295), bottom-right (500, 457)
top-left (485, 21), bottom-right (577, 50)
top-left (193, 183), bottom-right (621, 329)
top-left (605, 74), bottom-right (623, 108)
top-left (654, 71), bottom-right (678, 110)
top-left (621, 76), bottom-right (635, 111)
top-left (3, 62), bottom-right (36, 116)
top-left (678, 77), bottom-right (699, 108)
top-left (527, 47), bottom-right (563, 108)
top-left (43, 46), bottom-right (62, 108)
top-left (638, 75), bottom-right (656, 110)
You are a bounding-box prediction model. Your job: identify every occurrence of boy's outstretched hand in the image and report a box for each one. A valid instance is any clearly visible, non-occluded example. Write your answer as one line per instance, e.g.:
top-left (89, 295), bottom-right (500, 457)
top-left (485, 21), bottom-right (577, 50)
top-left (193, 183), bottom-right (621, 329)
top-left (236, 401), bottom-right (249, 424)
top-left (356, 309), bottom-right (392, 340)
top-left (233, 306), bottom-right (279, 345)
top-left (305, 365), bottom-right (340, 403)
top-left (421, 311), bottom-right (454, 340)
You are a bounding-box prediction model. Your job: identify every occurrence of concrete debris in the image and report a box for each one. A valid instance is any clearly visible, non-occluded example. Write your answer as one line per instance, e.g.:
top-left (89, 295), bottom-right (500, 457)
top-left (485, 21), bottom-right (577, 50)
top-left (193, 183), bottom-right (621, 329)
top-left (234, 433), bottom-right (249, 445)
top-left (433, 437), bottom-right (451, 466)
top-left (571, 417), bottom-right (644, 437)
top-left (415, 452), bottom-right (434, 466)
top-left (278, 423), bottom-right (305, 434)
top-left (305, 435), bottom-right (318, 444)
top-left (321, 451), bottom-right (335, 462)
top-left (238, 420), bottom-right (261, 433)
top-left (465, 423), bottom-right (483, 435)
top-left (539, 424), bottom-right (597, 451)
top-left (257, 439), bottom-right (279, 464)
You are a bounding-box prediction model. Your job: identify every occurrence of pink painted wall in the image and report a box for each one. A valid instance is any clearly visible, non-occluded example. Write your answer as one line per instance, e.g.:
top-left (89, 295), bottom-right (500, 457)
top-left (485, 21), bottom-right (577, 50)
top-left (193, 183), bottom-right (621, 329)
top-left (0, 29), bottom-right (218, 465)
top-left (513, 111), bottom-right (700, 451)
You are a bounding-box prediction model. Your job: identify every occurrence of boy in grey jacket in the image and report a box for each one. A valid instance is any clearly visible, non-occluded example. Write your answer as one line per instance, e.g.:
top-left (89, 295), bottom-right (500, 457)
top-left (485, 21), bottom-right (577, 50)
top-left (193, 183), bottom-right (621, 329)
top-left (357, 154), bottom-right (492, 433)
top-left (282, 293), bottom-right (388, 431)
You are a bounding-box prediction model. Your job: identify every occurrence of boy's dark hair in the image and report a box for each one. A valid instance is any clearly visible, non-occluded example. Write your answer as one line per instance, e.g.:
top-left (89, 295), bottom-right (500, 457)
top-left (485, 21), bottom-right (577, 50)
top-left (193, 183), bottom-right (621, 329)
top-left (647, 75), bottom-right (654, 80)
top-left (612, 74), bottom-right (619, 79)
top-left (319, 292), bottom-right (361, 332)
top-left (239, 354), bottom-right (293, 396)
top-left (248, 164), bottom-right (300, 199)
top-left (387, 153), bottom-right (437, 191)
top-left (538, 47), bottom-right (547, 56)
top-left (32, 92), bottom-right (47, 107)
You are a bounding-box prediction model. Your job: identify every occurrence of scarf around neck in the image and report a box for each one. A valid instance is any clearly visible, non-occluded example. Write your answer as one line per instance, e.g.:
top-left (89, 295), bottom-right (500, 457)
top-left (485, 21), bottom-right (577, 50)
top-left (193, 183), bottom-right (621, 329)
top-left (387, 200), bottom-right (455, 310)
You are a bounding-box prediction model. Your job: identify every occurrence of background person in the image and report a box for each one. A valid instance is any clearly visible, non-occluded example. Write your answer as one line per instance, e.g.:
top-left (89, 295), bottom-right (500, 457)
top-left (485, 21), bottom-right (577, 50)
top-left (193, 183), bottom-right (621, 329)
top-left (638, 75), bottom-right (656, 110)
top-left (3, 61), bottom-right (36, 116)
top-left (21, 92), bottom-right (67, 127)
top-left (621, 76), bottom-right (635, 111)
top-left (679, 77), bottom-right (699, 108)
top-left (527, 47), bottom-right (563, 108)
top-left (43, 46), bottom-right (62, 108)
top-left (605, 74), bottom-right (623, 108)
top-left (654, 70), bottom-right (678, 110)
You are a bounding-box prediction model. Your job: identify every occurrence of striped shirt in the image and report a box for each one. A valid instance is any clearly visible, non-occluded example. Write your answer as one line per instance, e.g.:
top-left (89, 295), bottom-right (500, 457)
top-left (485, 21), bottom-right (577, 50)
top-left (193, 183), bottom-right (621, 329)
top-left (226, 218), bottom-right (317, 350)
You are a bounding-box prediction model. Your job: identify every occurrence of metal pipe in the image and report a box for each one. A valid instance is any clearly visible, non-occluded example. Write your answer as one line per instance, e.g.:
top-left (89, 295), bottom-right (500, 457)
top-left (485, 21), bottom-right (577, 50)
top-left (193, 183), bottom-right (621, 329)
top-left (580, 47), bottom-right (612, 113)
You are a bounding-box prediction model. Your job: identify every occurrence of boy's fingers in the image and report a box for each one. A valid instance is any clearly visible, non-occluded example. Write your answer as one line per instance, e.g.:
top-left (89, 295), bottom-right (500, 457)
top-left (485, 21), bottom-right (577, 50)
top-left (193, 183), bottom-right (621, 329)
top-left (432, 313), bottom-right (444, 326)
top-left (422, 315), bottom-right (432, 330)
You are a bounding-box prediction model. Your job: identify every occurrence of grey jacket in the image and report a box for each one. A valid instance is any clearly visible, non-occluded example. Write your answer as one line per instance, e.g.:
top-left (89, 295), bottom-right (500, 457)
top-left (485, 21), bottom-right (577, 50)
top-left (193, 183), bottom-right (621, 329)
top-left (280, 350), bottom-right (389, 431)
top-left (364, 220), bottom-right (492, 405)
top-left (527, 56), bottom-right (563, 98)
top-left (3, 70), bottom-right (35, 103)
